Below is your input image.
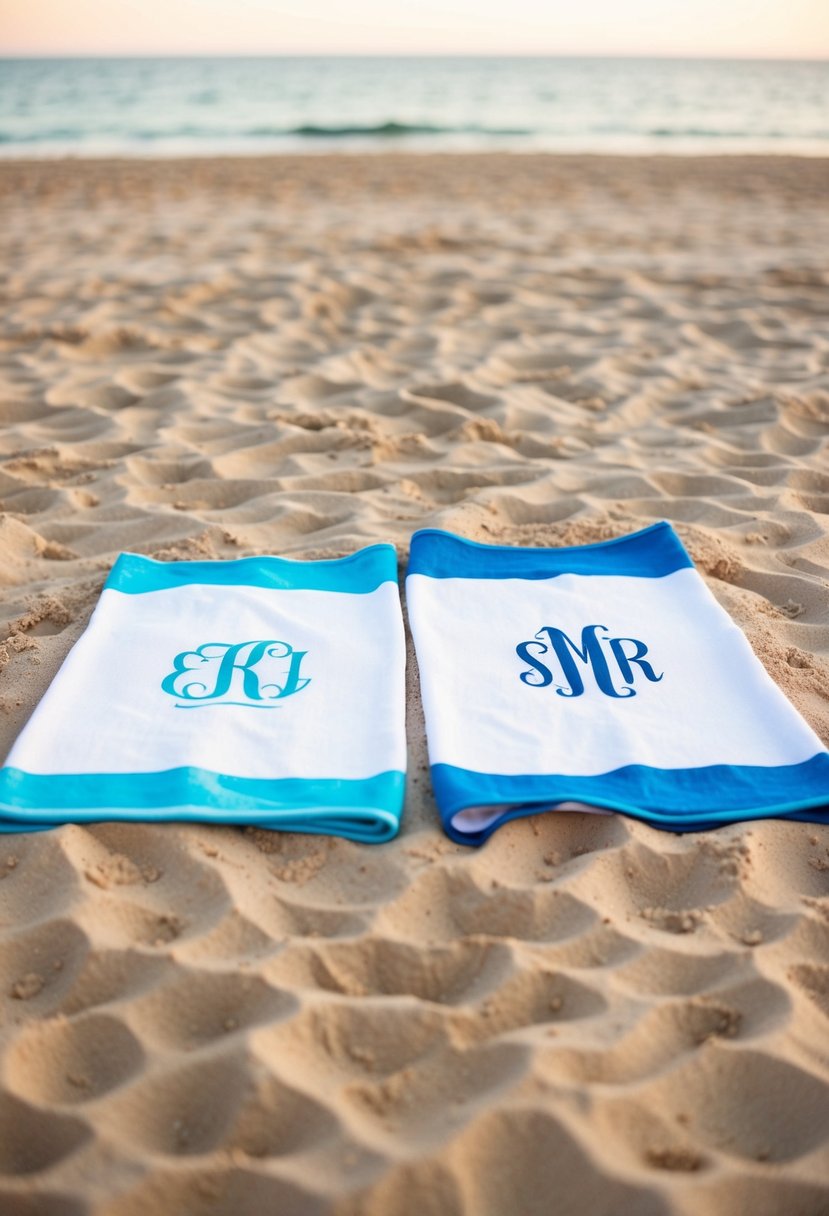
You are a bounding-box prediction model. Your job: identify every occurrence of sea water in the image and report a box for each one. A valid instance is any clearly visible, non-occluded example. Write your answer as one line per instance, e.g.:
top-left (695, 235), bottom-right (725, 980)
top-left (1, 55), bottom-right (827, 157)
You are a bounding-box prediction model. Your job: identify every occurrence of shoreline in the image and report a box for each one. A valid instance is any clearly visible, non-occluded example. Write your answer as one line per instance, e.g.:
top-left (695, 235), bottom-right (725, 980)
top-left (3, 145), bottom-right (829, 161)
top-left (4, 148), bottom-right (829, 164)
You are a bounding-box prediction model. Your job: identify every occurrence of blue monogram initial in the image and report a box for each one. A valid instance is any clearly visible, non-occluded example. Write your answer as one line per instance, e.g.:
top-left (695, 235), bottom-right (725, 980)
top-left (516, 625), bottom-right (662, 699)
top-left (161, 640), bottom-right (310, 708)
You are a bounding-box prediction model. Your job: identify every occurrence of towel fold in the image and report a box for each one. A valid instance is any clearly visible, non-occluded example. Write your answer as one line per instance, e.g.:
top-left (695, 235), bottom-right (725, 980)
top-left (406, 522), bottom-right (829, 845)
top-left (0, 546), bottom-right (406, 842)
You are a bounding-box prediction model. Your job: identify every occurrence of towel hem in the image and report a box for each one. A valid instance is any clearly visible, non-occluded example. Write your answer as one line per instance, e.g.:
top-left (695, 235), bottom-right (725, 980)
top-left (407, 520), bottom-right (694, 580)
top-left (432, 757), bottom-right (829, 845)
top-left (107, 544), bottom-right (398, 596)
top-left (0, 767), bottom-right (405, 843)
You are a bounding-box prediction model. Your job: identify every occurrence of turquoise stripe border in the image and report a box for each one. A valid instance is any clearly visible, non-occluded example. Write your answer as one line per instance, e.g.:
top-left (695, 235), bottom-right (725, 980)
top-left (106, 544), bottom-right (398, 596)
top-left (406, 521), bottom-right (693, 581)
top-left (0, 767), bottom-right (405, 844)
top-left (432, 756), bottom-right (829, 845)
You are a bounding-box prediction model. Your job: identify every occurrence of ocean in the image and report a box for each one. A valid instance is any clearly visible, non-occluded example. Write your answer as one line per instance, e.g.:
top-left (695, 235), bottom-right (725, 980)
top-left (1, 55), bottom-right (827, 158)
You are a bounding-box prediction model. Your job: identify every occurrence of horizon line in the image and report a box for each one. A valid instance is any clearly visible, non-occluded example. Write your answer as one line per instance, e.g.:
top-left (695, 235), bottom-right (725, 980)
top-left (2, 50), bottom-right (828, 63)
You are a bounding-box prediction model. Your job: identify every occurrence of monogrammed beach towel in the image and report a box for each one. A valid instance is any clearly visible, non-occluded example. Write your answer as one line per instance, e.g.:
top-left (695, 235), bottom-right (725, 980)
top-left (0, 546), bottom-right (406, 842)
top-left (407, 522), bottom-right (829, 845)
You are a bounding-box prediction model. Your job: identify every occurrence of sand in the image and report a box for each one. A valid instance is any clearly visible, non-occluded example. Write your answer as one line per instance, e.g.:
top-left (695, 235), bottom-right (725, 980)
top-left (0, 153), bottom-right (828, 1215)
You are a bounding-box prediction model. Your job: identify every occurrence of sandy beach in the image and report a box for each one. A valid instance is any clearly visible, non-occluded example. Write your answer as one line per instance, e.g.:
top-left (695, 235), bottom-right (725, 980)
top-left (0, 152), bottom-right (828, 1214)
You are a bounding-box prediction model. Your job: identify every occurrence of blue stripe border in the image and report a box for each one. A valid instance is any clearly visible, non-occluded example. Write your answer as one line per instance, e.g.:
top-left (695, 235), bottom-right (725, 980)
top-left (432, 756), bottom-right (829, 845)
top-left (406, 521), bottom-right (693, 581)
top-left (106, 544), bottom-right (398, 596)
top-left (0, 767), bottom-right (405, 844)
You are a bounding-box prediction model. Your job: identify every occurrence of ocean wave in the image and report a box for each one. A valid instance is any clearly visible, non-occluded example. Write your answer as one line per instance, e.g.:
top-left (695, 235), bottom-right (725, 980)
top-left (0, 120), bottom-right (535, 145)
top-left (0, 128), bottom-right (86, 144)
top-left (266, 121), bottom-right (533, 138)
top-left (647, 126), bottom-right (829, 140)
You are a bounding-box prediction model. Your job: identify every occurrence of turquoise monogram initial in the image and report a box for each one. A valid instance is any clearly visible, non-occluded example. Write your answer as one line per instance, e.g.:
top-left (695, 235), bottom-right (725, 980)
top-left (516, 624), bottom-right (662, 699)
top-left (162, 640), bottom-right (310, 708)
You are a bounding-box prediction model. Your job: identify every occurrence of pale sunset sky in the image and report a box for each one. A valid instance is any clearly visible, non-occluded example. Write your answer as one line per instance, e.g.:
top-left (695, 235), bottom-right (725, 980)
top-left (1, 0), bottom-right (827, 59)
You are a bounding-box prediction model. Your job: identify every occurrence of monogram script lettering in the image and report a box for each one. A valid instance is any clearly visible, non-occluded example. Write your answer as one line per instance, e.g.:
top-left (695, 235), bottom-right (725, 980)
top-left (516, 625), bottom-right (662, 699)
top-left (162, 640), bottom-right (310, 707)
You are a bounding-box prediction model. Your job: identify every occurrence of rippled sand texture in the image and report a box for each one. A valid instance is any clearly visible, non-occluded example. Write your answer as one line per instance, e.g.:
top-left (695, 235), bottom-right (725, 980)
top-left (1, 155), bottom-right (828, 1215)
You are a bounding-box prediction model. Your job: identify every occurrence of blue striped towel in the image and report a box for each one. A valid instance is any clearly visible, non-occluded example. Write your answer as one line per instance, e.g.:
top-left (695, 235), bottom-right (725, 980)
top-left (0, 546), bottom-right (406, 842)
top-left (407, 522), bottom-right (829, 845)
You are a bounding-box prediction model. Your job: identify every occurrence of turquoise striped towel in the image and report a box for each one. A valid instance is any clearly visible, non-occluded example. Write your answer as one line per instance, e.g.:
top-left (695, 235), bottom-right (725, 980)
top-left (0, 546), bottom-right (406, 842)
top-left (407, 522), bottom-right (829, 845)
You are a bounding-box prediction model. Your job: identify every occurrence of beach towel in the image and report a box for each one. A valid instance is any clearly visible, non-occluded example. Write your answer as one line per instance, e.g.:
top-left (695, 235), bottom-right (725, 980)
top-left (0, 546), bottom-right (406, 842)
top-left (406, 522), bottom-right (829, 846)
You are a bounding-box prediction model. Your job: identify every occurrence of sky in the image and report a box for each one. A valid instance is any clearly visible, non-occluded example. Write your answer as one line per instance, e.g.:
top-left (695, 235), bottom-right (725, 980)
top-left (1, 0), bottom-right (828, 59)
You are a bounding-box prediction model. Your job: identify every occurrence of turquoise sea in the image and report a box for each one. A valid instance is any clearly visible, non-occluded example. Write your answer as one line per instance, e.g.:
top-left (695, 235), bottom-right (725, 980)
top-left (1, 55), bottom-right (827, 157)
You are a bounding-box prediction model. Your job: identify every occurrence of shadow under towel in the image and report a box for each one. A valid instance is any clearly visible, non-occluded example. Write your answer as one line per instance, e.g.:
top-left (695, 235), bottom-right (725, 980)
top-left (406, 522), bottom-right (829, 846)
top-left (0, 546), bottom-right (406, 843)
